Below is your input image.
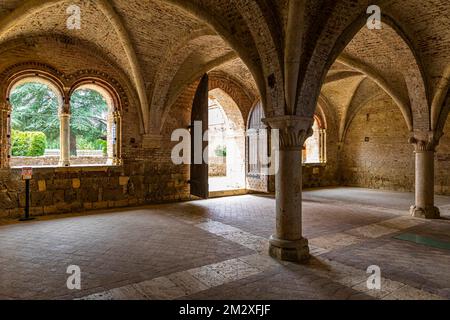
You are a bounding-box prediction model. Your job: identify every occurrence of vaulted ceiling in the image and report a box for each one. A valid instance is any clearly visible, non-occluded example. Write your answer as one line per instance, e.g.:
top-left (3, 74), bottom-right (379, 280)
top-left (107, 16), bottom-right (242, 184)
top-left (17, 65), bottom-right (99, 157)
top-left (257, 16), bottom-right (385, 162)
top-left (0, 0), bottom-right (448, 138)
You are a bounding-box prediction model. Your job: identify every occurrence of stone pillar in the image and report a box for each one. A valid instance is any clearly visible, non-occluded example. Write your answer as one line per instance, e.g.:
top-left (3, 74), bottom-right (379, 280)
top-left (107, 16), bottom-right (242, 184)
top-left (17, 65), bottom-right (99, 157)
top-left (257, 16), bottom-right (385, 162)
top-left (112, 111), bottom-right (122, 165)
top-left (264, 116), bottom-right (314, 263)
top-left (59, 106), bottom-right (71, 167)
top-left (409, 135), bottom-right (440, 219)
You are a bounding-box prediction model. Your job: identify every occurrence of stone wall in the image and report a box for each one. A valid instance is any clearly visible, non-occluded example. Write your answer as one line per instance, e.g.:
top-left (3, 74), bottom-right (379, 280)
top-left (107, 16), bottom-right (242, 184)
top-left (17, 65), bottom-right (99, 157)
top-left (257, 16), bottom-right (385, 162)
top-left (10, 157), bottom-right (109, 167)
top-left (209, 156), bottom-right (226, 177)
top-left (436, 119), bottom-right (450, 195)
top-left (339, 95), bottom-right (416, 193)
top-left (339, 93), bottom-right (450, 196)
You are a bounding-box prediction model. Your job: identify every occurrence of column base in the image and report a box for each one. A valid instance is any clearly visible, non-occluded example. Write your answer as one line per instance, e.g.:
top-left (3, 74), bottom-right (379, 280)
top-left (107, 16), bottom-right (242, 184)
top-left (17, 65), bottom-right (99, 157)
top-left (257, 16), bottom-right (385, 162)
top-left (58, 160), bottom-right (70, 167)
top-left (269, 236), bottom-right (310, 263)
top-left (410, 206), bottom-right (440, 219)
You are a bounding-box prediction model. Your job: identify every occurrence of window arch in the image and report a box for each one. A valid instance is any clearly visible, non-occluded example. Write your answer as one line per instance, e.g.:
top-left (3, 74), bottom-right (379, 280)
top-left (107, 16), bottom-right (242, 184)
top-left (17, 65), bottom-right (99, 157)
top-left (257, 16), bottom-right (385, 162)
top-left (69, 84), bottom-right (115, 165)
top-left (303, 115), bottom-right (327, 164)
top-left (66, 80), bottom-right (122, 166)
top-left (7, 76), bottom-right (64, 167)
top-left (247, 100), bottom-right (268, 176)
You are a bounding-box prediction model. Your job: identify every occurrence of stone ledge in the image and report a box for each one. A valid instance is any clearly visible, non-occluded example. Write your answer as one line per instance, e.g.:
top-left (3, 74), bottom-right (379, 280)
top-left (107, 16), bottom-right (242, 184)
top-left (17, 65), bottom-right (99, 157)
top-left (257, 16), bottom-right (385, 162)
top-left (8, 165), bottom-right (122, 173)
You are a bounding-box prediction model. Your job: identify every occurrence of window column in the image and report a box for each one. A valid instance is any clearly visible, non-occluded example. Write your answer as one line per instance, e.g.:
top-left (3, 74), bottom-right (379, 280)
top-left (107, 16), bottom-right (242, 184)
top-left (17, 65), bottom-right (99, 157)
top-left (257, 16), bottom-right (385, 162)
top-left (59, 103), bottom-right (71, 167)
top-left (319, 128), bottom-right (327, 163)
top-left (0, 102), bottom-right (11, 168)
top-left (112, 111), bottom-right (123, 165)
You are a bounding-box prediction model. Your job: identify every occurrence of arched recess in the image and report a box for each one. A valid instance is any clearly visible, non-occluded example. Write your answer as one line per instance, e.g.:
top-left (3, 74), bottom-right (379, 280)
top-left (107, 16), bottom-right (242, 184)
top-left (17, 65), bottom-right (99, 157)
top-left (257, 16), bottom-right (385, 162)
top-left (149, 29), bottom-right (218, 132)
top-left (209, 72), bottom-right (257, 125)
top-left (336, 54), bottom-right (413, 131)
top-left (432, 64), bottom-right (450, 134)
top-left (163, 0), bottom-right (283, 117)
top-left (340, 84), bottom-right (385, 143)
top-left (68, 79), bottom-right (124, 166)
top-left (0, 0), bottom-right (149, 133)
top-left (295, 11), bottom-right (428, 135)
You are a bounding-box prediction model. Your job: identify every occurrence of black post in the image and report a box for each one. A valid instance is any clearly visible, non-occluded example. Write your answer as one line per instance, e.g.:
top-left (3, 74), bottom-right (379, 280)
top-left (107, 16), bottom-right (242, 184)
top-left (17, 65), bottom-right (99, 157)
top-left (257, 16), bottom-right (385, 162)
top-left (19, 179), bottom-right (34, 222)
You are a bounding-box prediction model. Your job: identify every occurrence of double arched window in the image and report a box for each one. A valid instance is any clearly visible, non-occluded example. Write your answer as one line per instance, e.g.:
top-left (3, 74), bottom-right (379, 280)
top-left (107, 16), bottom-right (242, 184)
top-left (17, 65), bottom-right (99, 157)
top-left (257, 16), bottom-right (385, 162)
top-left (2, 70), bottom-right (123, 168)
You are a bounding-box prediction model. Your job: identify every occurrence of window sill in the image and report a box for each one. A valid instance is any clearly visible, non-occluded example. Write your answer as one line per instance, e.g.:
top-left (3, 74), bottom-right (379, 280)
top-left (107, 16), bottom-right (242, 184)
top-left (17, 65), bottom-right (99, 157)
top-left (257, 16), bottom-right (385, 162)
top-left (303, 162), bottom-right (327, 167)
top-left (9, 164), bottom-right (122, 172)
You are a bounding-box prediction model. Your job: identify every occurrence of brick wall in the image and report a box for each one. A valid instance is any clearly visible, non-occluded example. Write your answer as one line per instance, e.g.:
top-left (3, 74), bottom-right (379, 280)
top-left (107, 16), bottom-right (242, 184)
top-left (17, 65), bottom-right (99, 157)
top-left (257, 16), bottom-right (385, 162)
top-left (339, 93), bottom-right (450, 196)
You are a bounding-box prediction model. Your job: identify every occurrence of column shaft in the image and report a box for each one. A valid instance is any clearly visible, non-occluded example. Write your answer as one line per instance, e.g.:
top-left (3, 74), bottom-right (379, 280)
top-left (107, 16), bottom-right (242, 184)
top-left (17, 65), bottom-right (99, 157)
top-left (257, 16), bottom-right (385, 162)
top-left (59, 112), bottom-right (71, 167)
top-left (113, 111), bottom-right (123, 165)
top-left (0, 103), bottom-right (10, 168)
top-left (264, 116), bottom-right (314, 263)
top-left (409, 136), bottom-right (440, 219)
top-left (276, 148), bottom-right (303, 239)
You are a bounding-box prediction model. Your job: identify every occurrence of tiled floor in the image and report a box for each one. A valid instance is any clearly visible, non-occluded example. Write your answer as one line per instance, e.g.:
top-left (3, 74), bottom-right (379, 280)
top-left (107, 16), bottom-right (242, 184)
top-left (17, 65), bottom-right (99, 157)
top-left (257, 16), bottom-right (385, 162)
top-left (0, 187), bottom-right (449, 300)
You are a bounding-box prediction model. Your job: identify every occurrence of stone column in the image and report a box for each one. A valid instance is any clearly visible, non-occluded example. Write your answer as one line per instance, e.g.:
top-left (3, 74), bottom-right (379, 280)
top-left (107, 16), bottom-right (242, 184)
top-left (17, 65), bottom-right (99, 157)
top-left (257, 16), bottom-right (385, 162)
top-left (264, 116), bottom-right (314, 263)
top-left (112, 111), bottom-right (123, 165)
top-left (409, 135), bottom-right (440, 219)
top-left (319, 129), bottom-right (327, 163)
top-left (0, 102), bottom-right (10, 168)
top-left (106, 113), bottom-right (115, 165)
top-left (59, 106), bottom-right (71, 167)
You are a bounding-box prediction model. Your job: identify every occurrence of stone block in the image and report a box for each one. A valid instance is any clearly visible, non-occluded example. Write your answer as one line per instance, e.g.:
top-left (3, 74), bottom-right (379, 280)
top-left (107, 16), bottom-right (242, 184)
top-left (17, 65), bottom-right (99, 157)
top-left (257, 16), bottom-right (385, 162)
top-left (119, 176), bottom-right (130, 186)
top-left (38, 180), bottom-right (47, 192)
top-left (0, 192), bottom-right (18, 210)
top-left (72, 178), bottom-right (81, 189)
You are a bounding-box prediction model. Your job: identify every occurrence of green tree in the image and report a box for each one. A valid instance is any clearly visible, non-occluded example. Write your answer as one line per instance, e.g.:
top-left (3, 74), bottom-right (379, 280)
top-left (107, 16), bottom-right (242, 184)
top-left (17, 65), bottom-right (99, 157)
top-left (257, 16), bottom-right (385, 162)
top-left (70, 89), bottom-right (108, 156)
top-left (10, 83), bottom-right (60, 148)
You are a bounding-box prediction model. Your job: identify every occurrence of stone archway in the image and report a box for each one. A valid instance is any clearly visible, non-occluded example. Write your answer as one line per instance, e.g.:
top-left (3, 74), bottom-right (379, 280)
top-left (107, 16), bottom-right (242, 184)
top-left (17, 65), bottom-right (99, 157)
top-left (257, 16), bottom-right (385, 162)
top-left (208, 88), bottom-right (246, 194)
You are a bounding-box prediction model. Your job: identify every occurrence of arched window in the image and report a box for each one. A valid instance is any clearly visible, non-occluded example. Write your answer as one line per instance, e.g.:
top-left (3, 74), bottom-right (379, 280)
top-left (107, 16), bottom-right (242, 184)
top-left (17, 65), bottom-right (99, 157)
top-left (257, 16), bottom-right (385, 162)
top-left (247, 101), bottom-right (268, 176)
top-left (303, 115), bottom-right (326, 164)
top-left (69, 85), bottom-right (112, 165)
top-left (8, 79), bottom-right (62, 167)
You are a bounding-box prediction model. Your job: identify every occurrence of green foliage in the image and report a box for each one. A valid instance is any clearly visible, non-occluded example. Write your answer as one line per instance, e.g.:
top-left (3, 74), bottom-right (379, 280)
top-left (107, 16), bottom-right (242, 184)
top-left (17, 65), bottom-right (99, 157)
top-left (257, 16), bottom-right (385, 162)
top-left (70, 89), bottom-right (108, 152)
top-left (10, 82), bottom-right (60, 147)
top-left (97, 139), bottom-right (108, 156)
top-left (11, 130), bottom-right (47, 156)
top-left (215, 145), bottom-right (227, 157)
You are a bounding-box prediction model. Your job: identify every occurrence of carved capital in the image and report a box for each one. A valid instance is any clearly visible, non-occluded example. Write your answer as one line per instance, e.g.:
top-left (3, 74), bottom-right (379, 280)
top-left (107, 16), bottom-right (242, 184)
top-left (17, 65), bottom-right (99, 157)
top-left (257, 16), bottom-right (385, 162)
top-left (409, 131), bottom-right (442, 152)
top-left (264, 116), bottom-right (314, 150)
top-left (0, 102), bottom-right (10, 112)
top-left (59, 103), bottom-right (71, 116)
top-left (113, 111), bottom-right (123, 120)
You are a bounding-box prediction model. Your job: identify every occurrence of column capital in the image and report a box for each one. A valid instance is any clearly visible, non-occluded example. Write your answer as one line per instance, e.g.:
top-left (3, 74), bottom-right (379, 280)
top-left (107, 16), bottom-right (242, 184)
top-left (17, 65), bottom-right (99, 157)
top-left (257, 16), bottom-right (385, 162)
top-left (113, 110), bottom-right (123, 119)
top-left (0, 102), bottom-right (10, 112)
top-left (409, 131), bottom-right (442, 152)
top-left (263, 116), bottom-right (314, 150)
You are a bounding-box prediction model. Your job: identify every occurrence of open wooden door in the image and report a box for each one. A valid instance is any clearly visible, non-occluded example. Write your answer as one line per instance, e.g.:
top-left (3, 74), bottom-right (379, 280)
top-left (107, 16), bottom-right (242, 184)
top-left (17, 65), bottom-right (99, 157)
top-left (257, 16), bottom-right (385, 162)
top-left (190, 74), bottom-right (209, 198)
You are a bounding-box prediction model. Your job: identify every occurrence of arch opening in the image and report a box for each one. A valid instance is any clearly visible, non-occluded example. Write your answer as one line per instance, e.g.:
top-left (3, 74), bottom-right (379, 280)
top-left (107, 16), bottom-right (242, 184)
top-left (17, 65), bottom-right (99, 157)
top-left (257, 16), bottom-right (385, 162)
top-left (303, 115), bottom-right (327, 165)
top-left (208, 88), bottom-right (246, 193)
top-left (8, 80), bottom-right (62, 167)
top-left (69, 84), bottom-right (115, 166)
